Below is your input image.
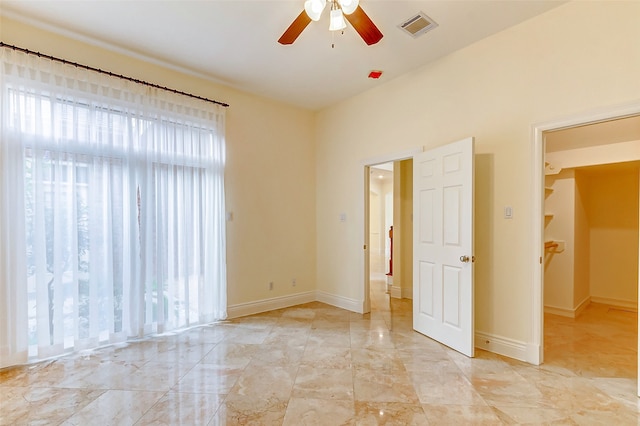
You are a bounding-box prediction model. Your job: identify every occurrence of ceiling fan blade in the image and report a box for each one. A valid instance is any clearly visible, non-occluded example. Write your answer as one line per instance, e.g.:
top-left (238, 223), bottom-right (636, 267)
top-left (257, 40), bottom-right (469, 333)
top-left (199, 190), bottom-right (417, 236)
top-left (278, 10), bottom-right (312, 45)
top-left (345, 5), bottom-right (383, 46)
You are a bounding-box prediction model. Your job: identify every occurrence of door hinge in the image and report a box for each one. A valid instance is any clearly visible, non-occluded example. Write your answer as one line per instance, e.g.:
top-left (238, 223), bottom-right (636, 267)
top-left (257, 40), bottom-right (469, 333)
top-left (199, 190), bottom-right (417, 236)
top-left (539, 256), bottom-right (542, 264)
top-left (363, 244), bottom-right (367, 250)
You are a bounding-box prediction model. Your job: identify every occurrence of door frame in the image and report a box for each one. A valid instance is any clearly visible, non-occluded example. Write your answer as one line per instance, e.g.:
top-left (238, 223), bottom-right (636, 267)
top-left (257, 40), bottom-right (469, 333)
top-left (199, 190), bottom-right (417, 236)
top-left (530, 100), bottom-right (640, 368)
top-left (361, 148), bottom-right (422, 314)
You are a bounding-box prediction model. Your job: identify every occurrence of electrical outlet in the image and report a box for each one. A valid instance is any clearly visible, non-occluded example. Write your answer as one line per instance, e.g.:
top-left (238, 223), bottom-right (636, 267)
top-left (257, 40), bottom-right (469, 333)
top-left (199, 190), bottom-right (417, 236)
top-left (292, 278), bottom-right (296, 287)
top-left (268, 281), bottom-right (274, 291)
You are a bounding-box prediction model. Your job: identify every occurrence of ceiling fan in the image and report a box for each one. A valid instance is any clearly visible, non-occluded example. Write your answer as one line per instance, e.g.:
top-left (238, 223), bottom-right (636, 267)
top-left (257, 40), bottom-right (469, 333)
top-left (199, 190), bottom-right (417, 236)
top-left (278, 0), bottom-right (383, 46)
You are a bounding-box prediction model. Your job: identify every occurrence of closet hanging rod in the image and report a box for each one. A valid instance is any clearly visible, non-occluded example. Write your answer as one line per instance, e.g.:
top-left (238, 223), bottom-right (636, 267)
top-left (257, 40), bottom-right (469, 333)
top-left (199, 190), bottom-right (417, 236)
top-left (0, 42), bottom-right (230, 108)
top-left (544, 241), bottom-right (559, 249)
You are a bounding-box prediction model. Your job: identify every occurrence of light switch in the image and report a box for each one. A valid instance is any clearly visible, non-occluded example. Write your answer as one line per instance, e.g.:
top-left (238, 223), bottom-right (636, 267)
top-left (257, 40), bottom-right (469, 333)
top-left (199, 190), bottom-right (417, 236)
top-left (504, 206), bottom-right (513, 219)
top-left (339, 213), bottom-right (347, 222)
top-left (226, 212), bottom-right (233, 222)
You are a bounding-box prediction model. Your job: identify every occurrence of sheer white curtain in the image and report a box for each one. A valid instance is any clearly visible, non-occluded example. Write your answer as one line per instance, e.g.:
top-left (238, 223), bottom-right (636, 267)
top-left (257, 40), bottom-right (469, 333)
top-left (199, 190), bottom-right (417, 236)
top-left (0, 48), bottom-right (227, 367)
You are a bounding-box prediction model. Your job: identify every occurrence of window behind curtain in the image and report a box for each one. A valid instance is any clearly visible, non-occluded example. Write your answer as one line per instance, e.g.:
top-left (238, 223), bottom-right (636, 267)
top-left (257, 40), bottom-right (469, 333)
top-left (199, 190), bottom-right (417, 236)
top-left (0, 49), bottom-right (227, 365)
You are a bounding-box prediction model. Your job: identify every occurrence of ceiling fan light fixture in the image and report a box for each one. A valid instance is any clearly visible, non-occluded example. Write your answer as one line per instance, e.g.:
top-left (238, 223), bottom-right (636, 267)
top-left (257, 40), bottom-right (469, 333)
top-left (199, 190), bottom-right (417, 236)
top-left (329, 7), bottom-right (346, 31)
top-left (278, 0), bottom-right (382, 46)
top-left (304, 0), bottom-right (326, 21)
top-left (338, 0), bottom-right (359, 15)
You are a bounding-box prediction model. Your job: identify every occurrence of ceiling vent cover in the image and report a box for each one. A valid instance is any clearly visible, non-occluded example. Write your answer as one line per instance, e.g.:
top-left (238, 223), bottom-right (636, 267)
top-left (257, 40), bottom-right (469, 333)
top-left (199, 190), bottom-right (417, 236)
top-left (398, 12), bottom-right (438, 38)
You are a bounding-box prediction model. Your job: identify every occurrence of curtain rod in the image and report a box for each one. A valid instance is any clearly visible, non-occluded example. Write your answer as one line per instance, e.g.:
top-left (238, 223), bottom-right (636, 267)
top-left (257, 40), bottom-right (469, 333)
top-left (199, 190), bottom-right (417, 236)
top-left (0, 42), bottom-right (230, 108)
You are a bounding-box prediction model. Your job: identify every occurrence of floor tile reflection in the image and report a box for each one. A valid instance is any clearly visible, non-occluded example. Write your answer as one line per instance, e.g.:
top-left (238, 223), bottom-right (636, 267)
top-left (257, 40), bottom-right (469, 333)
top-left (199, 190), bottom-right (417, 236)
top-left (1, 284), bottom-right (638, 424)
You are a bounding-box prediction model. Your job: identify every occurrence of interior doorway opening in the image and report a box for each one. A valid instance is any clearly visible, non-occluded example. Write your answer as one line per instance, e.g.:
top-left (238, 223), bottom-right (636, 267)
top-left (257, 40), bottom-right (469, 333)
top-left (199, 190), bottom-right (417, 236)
top-left (362, 148), bottom-right (419, 320)
top-left (534, 109), bottom-right (640, 393)
top-left (543, 117), bottom-right (640, 379)
top-left (368, 162), bottom-right (394, 327)
top-left (369, 163), bottom-right (394, 286)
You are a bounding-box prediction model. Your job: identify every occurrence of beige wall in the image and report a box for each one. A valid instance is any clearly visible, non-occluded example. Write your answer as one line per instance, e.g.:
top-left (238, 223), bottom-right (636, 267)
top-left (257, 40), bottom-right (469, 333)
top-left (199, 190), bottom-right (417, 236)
top-left (315, 1), bottom-right (640, 347)
top-left (399, 160), bottom-right (413, 297)
top-left (573, 171), bottom-right (590, 309)
top-left (589, 169), bottom-right (639, 306)
top-left (0, 16), bottom-right (318, 311)
top-left (392, 165), bottom-right (404, 293)
top-left (369, 179), bottom-right (382, 273)
top-left (389, 160), bottom-right (413, 298)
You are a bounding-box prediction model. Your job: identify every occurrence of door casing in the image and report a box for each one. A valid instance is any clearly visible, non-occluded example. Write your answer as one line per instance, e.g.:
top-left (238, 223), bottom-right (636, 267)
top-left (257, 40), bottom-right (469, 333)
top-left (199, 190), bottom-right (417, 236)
top-left (361, 148), bottom-right (422, 314)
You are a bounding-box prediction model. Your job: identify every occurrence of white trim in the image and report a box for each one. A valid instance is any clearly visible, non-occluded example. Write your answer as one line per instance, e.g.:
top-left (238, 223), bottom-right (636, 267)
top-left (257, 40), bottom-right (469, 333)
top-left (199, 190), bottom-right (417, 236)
top-left (531, 100), bottom-right (640, 367)
top-left (525, 343), bottom-right (542, 366)
top-left (227, 291), bottom-right (316, 319)
top-left (475, 331), bottom-right (528, 362)
top-left (574, 296), bottom-right (591, 317)
top-left (531, 123), bottom-right (545, 365)
top-left (544, 296), bottom-right (591, 318)
top-left (315, 291), bottom-right (363, 313)
top-left (363, 166), bottom-right (371, 314)
top-left (387, 285), bottom-right (413, 299)
top-left (544, 305), bottom-right (574, 318)
top-left (402, 286), bottom-right (413, 299)
top-left (361, 147), bottom-right (423, 167)
top-left (390, 285), bottom-right (402, 299)
top-left (591, 297), bottom-right (638, 312)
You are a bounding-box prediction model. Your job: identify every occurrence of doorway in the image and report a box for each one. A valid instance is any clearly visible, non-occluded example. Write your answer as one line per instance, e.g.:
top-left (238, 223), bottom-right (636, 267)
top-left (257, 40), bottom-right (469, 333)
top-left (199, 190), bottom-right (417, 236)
top-left (532, 104), bottom-right (640, 393)
top-left (368, 162), bottom-right (394, 328)
top-left (543, 151), bottom-right (639, 378)
top-left (362, 148), bottom-right (420, 316)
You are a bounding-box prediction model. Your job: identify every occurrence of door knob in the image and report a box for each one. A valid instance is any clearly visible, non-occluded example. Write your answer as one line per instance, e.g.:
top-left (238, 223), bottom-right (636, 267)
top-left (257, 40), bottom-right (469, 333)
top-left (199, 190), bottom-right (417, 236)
top-left (460, 255), bottom-right (470, 263)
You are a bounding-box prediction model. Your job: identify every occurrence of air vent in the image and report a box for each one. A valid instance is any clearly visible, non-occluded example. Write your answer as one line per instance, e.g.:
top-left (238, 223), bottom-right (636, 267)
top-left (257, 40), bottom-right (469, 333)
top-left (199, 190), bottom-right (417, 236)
top-left (398, 12), bottom-right (438, 38)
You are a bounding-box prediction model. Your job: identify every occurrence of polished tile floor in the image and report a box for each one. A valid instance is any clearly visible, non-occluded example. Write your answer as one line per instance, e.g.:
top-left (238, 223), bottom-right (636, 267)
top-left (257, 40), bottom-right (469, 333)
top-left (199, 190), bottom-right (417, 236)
top-left (1, 280), bottom-right (639, 425)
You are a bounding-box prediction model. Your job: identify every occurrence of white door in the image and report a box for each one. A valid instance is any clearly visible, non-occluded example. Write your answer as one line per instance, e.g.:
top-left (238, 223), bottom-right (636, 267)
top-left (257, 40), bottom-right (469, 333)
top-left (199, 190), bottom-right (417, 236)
top-left (413, 137), bottom-right (475, 357)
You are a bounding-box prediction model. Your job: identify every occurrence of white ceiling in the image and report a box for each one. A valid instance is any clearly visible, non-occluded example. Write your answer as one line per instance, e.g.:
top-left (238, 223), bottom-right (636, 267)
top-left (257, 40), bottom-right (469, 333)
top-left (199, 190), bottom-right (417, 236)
top-left (1, 0), bottom-right (565, 110)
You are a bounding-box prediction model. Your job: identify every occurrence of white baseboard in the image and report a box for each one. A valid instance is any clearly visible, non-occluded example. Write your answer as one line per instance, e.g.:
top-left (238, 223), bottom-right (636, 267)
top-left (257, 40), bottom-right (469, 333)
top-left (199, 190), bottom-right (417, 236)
top-left (544, 296), bottom-right (591, 318)
top-left (402, 286), bottom-right (413, 299)
top-left (228, 290), bottom-right (364, 319)
top-left (590, 296), bottom-right (638, 312)
top-left (475, 331), bottom-right (528, 363)
top-left (389, 285), bottom-right (413, 300)
top-left (545, 296), bottom-right (638, 319)
top-left (390, 285), bottom-right (402, 299)
top-left (574, 296), bottom-right (591, 317)
top-left (544, 305), bottom-right (574, 318)
top-left (227, 291), bottom-right (316, 319)
top-left (525, 342), bottom-right (543, 366)
top-left (316, 291), bottom-right (363, 314)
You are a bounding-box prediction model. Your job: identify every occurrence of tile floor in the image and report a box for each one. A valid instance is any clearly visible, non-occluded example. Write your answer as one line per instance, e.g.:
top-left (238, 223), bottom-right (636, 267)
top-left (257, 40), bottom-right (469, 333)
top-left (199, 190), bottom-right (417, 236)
top-left (1, 280), bottom-right (639, 425)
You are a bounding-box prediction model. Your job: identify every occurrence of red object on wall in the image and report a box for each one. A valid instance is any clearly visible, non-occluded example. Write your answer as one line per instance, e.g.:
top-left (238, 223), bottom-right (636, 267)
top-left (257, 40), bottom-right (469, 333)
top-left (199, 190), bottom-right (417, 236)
top-left (368, 70), bottom-right (383, 79)
top-left (387, 226), bottom-right (393, 276)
